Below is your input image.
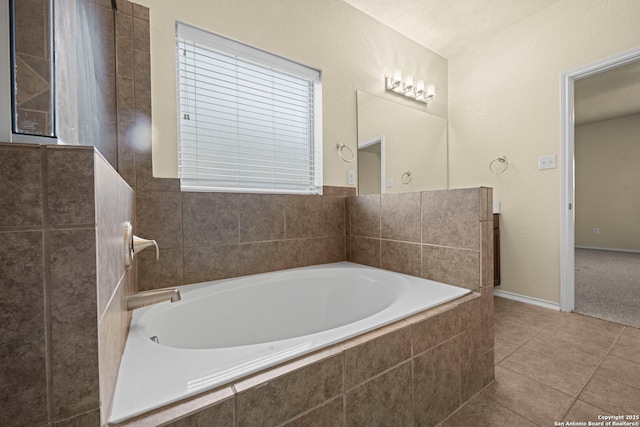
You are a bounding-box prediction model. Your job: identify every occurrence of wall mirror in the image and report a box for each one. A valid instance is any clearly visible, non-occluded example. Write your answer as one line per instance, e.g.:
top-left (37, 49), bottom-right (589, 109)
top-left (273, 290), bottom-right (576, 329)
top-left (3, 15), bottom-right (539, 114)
top-left (356, 90), bottom-right (448, 194)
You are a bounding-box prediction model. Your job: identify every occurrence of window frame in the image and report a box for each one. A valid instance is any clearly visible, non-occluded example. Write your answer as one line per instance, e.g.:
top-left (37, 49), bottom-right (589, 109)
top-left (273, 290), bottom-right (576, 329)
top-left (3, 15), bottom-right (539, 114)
top-left (175, 22), bottom-right (323, 195)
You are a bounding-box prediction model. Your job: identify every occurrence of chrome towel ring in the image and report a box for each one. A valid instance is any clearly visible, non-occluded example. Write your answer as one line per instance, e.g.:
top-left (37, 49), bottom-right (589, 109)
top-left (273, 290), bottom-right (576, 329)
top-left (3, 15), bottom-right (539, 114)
top-left (336, 143), bottom-right (355, 163)
top-left (489, 156), bottom-right (509, 174)
top-left (401, 170), bottom-right (413, 184)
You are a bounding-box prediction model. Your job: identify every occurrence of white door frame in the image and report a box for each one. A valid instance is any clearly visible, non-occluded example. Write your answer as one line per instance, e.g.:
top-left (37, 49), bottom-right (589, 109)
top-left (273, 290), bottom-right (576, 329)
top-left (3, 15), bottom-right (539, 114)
top-left (559, 46), bottom-right (640, 312)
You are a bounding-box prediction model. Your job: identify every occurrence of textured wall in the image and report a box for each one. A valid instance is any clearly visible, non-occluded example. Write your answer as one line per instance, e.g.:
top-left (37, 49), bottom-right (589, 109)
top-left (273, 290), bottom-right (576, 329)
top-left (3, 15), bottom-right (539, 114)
top-left (129, 0), bottom-right (448, 188)
top-left (448, 0), bottom-right (640, 303)
top-left (575, 114), bottom-right (640, 250)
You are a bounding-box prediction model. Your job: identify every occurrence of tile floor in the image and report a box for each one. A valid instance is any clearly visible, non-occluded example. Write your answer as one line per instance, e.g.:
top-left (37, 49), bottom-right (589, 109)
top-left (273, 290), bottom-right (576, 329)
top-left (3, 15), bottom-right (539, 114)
top-left (441, 296), bottom-right (640, 426)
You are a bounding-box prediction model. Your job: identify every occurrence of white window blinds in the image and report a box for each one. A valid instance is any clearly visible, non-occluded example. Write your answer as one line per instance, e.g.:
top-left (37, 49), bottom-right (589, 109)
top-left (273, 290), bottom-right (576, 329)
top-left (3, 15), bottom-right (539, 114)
top-left (176, 23), bottom-right (323, 194)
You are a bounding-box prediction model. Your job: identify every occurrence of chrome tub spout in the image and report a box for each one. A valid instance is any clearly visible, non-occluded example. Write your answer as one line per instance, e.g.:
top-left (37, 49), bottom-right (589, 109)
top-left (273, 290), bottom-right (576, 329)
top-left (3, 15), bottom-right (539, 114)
top-left (126, 288), bottom-right (181, 310)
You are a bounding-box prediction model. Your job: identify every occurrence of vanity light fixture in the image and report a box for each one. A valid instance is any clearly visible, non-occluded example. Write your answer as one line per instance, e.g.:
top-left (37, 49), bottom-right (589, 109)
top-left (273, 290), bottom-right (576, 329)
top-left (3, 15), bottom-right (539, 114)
top-left (385, 69), bottom-right (436, 104)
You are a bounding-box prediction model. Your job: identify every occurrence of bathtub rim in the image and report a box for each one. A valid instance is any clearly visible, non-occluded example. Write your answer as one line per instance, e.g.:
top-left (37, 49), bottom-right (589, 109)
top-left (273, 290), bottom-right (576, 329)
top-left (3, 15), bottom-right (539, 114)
top-left (110, 262), bottom-right (473, 424)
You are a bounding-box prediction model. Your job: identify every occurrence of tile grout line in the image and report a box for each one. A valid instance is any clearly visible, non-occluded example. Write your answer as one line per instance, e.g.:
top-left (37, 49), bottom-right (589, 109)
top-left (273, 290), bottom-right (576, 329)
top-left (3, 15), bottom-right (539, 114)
top-left (558, 325), bottom-right (627, 420)
top-left (41, 148), bottom-right (54, 426)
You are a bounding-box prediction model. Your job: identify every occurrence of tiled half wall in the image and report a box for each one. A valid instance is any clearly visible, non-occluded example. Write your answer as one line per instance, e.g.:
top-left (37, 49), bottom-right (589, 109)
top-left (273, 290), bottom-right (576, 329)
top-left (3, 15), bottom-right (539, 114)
top-left (348, 188), bottom-right (495, 292)
top-left (135, 186), bottom-right (353, 290)
top-left (0, 143), bottom-right (135, 426)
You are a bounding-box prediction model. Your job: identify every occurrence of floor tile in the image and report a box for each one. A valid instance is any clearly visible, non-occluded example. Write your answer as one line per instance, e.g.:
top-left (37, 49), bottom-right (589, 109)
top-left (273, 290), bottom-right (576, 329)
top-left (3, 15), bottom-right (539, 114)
top-left (499, 346), bottom-right (592, 396)
top-left (579, 374), bottom-right (640, 415)
top-left (563, 399), bottom-right (612, 423)
top-left (596, 354), bottom-right (640, 390)
top-left (555, 312), bottom-right (624, 338)
top-left (542, 314), bottom-right (621, 351)
top-left (441, 393), bottom-right (536, 427)
top-left (493, 339), bottom-right (518, 365)
top-left (482, 366), bottom-right (574, 426)
top-left (494, 317), bottom-right (543, 346)
top-left (498, 302), bottom-right (561, 329)
top-left (521, 328), bottom-right (605, 372)
top-left (609, 327), bottom-right (640, 364)
top-left (494, 296), bottom-right (515, 313)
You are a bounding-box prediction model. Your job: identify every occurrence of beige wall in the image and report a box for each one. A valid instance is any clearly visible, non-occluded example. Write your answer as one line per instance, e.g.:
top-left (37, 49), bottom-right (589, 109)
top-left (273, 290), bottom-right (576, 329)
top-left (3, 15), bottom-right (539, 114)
top-left (130, 0), bottom-right (447, 187)
top-left (448, 0), bottom-right (640, 302)
top-left (575, 114), bottom-right (640, 250)
top-left (358, 91), bottom-right (448, 192)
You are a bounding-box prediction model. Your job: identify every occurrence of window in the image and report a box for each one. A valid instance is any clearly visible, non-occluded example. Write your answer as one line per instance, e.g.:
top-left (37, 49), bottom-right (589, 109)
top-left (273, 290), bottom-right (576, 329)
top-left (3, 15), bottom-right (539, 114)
top-left (176, 23), bottom-right (322, 194)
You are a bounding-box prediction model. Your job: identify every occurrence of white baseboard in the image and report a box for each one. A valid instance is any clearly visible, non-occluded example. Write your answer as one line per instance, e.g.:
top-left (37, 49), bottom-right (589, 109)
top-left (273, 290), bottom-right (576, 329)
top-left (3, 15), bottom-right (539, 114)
top-left (575, 246), bottom-right (640, 254)
top-left (493, 289), bottom-right (560, 311)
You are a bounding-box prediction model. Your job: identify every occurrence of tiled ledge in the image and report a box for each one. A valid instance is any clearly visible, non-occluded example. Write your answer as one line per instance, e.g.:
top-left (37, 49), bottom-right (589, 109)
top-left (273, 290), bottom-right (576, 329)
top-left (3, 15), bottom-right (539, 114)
top-left (110, 291), bottom-right (493, 426)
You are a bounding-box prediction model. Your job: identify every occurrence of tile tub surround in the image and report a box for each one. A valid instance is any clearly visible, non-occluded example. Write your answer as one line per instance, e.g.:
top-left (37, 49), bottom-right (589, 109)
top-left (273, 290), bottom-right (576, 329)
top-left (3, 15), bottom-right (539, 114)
top-left (111, 292), bottom-right (492, 427)
top-left (135, 189), bottom-right (351, 290)
top-left (0, 143), bottom-right (135, 426)
top-left (349, 187), bottom-right (494, 292)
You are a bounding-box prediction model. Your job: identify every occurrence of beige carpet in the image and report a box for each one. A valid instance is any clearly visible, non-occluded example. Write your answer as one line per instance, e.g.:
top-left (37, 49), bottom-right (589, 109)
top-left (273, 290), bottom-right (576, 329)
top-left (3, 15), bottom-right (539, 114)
top-left (574, 248), bottom-right (640, 328)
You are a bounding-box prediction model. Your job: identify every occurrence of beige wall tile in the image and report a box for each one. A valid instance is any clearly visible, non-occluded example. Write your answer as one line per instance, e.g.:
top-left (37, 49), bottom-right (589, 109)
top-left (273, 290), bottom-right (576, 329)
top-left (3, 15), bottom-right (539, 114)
top-left (162, 398), bottom-right (234, 427)
top-left (136, 190), bottom-right (183, 249)
top-left (183, 244), bottom-right (241, 284)
top-left (54, 409), bottom-right (100, 426)
top-left (481, 220), bottom-right (494, 287)
top-left (50, 229), bottom-right (99, 417)
top-left (282, 396), bottom-right (343, 427)
top-left (239, 240), bottom-right (288, 276)
top-left (0, 146), bottom-right (42, 227)
top-left (137, 248), bottom-right (184, 290)
top-left (350, 195), bottom-right (380, 238)
top-left (349, 236), bottom-right (380, 268)
top-left (344, 325), bottom-right (411, 390)
top-left (414, 337), bottom-right (461, 426)
top-left (459, 329), bottom-right (492, 402)
top-left (322, 197), bottom-right (346, 237)
top-left (412, 304), bottom-right (462, 355)
top-left (47, 148), bottom-right (96, 226)
top-left (381, 192), bottom-right (421, 242)
top-left (286, 238), bottom-right (326, 268)
top-left (422, 245), bottom-right (480, 291)
top-left (380, 240), bottom-right (421, 277)
top-left (183, 192), bottom-right (239, 247)
top-left (285, 195), bottom-right (324, 239)
top-left (0, 231), bottom-right (48, 427)
top-left (422, 188), bottom-right (481, 250)
top-left (238, 194), bottom-right (285, 242)
top-left (345, 361), bottom-right (412, 426)
top-left (236, 356), bottom-right (343, 427)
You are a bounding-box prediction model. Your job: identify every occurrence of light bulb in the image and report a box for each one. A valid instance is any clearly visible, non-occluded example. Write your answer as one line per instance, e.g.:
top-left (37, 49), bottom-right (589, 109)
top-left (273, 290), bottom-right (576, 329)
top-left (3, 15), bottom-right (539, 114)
top-left (426, 84), bottom-right (436, 98)
top-left (405, 75), bottom-right (414, 90)
top-left (392, 70), bottom-right (402, 86)
top-left (416, 80), bottom-right (425, 95)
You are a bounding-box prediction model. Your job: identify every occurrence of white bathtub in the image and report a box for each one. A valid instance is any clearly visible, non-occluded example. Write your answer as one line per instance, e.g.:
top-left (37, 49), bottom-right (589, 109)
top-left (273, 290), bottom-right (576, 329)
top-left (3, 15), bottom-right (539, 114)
top-left (109, 262), bottom-right (470, 423)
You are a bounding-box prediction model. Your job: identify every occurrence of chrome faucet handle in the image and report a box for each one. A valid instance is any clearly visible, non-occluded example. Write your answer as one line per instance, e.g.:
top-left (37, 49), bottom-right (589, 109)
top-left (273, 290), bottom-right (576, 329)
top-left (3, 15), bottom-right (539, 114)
top-left (124, 222), bottom-right (160, 271)
top-left (132, 235), bottom-right (159, 260)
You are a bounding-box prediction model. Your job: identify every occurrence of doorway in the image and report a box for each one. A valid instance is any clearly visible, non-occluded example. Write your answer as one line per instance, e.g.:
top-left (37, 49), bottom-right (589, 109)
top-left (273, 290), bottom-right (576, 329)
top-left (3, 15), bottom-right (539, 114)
top-left (357, 136), bottom-right (385, 195)
top-left (560, 46), bottom-right (640, 314)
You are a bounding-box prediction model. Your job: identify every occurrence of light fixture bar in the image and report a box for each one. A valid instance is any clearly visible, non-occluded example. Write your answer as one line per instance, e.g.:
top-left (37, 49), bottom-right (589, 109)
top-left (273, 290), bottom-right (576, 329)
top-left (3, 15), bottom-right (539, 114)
top-left (385, 70), bottom-right (435, 104)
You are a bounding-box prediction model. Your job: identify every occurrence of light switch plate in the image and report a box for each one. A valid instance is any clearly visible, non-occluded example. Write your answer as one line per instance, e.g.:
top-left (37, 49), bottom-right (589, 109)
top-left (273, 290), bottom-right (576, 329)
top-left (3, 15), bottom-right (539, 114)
top-left (347, 170), bottom-right (355, 185)
top-left (538, 154), bottom-right (557, 170)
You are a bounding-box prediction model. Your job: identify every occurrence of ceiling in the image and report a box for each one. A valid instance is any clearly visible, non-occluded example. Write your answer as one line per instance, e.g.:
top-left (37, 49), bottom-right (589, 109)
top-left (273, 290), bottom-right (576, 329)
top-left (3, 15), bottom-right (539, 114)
top-left (343, 0), bottom-right (640, 124)
top-left (342, 0), bottom-right (562, 58)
